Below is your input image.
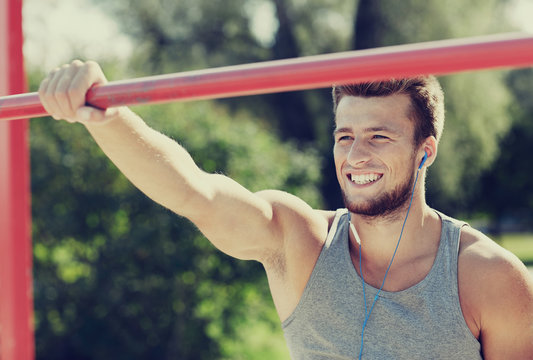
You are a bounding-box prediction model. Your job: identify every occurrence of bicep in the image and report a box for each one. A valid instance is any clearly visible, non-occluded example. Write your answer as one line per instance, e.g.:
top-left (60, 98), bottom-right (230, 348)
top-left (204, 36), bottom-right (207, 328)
top-left (185, 173), bottom-right (317, 262)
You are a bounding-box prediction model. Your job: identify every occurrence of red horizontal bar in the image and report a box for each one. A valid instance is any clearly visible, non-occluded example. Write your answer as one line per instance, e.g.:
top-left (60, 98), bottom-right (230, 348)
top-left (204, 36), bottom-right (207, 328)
top-left (1, 33), bottom-right (533, 121)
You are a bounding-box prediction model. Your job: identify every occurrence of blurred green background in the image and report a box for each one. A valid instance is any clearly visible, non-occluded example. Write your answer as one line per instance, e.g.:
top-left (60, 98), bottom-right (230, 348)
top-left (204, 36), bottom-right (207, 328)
top-left (25, 0), bottom-right (533, 359)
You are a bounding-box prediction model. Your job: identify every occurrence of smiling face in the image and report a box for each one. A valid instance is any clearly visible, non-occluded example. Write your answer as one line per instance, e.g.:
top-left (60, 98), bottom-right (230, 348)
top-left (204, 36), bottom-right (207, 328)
top-left (333, 94), bottom-right (420, 219)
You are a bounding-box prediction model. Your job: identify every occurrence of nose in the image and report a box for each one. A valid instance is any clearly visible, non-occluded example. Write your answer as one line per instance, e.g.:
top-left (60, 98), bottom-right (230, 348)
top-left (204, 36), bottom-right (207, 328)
top-left (346, 140), bottom-right (371, 167)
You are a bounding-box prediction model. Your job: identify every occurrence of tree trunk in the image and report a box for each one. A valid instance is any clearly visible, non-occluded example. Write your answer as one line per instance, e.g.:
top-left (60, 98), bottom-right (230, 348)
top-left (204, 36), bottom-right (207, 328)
top-left (269, 0), bottom-right (315, 142)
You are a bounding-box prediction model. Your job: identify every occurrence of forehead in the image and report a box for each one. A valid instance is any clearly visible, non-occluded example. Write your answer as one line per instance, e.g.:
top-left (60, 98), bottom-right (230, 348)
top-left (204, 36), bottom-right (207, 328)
top-left (335, 94), bottom-right (414, 132)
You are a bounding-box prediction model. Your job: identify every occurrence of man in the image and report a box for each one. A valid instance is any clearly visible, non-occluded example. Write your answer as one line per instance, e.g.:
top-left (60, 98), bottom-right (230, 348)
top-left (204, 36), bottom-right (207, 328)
top-left (39, 60), bottom-right (533, 359)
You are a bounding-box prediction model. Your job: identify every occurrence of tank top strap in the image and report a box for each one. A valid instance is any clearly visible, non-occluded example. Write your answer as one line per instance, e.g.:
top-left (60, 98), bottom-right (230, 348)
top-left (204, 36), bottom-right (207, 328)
top-left (432, 210), bottom-right (468, 280)
top-left (324, 208), bottom-right (349, 248)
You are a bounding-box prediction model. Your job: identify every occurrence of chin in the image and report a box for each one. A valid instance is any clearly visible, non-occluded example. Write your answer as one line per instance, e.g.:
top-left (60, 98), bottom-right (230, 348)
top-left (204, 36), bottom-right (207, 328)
top-left (347, 202), bottom-right (405, 220)
top-left (343, 175), bottom-right (414, 220)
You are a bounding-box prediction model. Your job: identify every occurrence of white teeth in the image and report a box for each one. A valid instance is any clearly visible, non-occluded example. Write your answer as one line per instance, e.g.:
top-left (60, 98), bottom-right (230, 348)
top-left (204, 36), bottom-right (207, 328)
top-left (350, 173), bottom-right (381, 185)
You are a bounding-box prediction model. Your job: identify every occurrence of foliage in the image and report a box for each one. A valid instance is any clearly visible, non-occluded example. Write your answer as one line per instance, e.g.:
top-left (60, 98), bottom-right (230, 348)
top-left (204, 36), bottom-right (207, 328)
top-left (428, 72), bottom-right (512, 212)
top-left (476, 68), bottom-right (533, 230)
top-left (497, 233), bottom-right (533, 266)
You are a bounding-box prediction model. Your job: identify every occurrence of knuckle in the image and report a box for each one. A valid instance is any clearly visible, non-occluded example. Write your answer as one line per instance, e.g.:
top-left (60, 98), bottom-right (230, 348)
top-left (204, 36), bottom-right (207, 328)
top-left (84, 60), bottom-right (106, 79)
top-left (38, 79), bottom-right (49, 95)
top-left (83, 61), bottom-right (96, 73)
top-left (85, 60), bottom-right (98, 68)
top-left (71, 59), bottom-right (84, 67)
top-left (48, 67), bottom-right (60, 76)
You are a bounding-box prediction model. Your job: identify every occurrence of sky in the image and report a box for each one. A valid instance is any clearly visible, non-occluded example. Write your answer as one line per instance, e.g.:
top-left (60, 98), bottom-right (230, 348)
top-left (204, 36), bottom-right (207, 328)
top-left (22, 0), bottom-right (533, 72)
top-left (511, 0), bottom-right (533, 32)
top-left (23, 0), bottom-right (133, 70)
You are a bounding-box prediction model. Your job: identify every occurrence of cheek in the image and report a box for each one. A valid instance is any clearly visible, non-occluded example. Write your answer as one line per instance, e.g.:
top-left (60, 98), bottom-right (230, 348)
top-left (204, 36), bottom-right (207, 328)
top-left (333, 145), bottom-right (344, 169)
top-left (333, 142), bottom-right (348, 159)
top-left (393, 156), bottom-right (416, 178)
top-left (333, 147), bottom-right (347, 183)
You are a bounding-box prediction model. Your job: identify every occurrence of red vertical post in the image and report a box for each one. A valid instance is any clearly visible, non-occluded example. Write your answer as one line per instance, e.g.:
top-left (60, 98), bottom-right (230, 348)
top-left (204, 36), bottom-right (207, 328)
top-left (0, 0), bottom-right (34, 359)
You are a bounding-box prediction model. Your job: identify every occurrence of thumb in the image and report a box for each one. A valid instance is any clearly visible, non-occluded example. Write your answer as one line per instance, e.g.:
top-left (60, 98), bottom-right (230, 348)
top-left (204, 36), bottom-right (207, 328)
top-left (75, 106), bottom-right (109, 124)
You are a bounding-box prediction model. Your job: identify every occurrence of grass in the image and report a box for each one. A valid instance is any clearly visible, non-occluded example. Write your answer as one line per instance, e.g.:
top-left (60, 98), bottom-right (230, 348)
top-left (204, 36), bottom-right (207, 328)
top-left (493, 233), bottom-right (533, 266)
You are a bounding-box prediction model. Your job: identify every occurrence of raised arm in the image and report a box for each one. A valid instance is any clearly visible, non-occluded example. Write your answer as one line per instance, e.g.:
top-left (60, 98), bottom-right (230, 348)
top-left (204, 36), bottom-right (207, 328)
top-left (38, 60), bottom-right (328, 266)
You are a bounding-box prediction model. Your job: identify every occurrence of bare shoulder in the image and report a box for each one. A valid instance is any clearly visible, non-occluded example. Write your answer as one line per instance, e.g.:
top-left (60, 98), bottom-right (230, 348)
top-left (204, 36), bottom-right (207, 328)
top-left (255, 190), bottom-right (338, 320)
top-left (458, 226), bottom-right (533, 358)
top-left (458, 226), bottom-right (532, 304)
top-left (255, 189), bottom-right (334, 236)
top-left (254, 190), bottom-right (335, 265)
top-left (458, 226), bottom-right (531, 285)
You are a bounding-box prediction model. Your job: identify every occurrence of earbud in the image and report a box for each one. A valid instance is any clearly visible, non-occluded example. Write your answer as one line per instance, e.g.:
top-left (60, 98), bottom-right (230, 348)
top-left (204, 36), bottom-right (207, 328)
top-left (418, 151), bottom-right (428, 169)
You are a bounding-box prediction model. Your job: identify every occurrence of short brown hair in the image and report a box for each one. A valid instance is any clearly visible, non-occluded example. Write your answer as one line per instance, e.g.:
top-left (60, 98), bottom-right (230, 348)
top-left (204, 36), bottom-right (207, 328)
top-left (332, 77), bottom-right (445, 145)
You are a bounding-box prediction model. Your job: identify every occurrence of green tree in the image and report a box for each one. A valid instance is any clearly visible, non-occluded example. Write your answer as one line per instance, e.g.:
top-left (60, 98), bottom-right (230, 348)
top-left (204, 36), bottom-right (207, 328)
top-left (477, 68), bottom-right (533, 232)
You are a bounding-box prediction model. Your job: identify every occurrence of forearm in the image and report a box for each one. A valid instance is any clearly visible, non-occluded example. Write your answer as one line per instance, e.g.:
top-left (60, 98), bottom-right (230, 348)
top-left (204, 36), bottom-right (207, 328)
top-left (84, 107), bottom-right (210, 216)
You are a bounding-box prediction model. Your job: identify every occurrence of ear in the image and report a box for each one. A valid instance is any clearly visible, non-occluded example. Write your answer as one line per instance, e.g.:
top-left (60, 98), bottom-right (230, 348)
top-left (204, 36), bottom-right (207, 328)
top-left (418, 136), bottom-right (437, 169)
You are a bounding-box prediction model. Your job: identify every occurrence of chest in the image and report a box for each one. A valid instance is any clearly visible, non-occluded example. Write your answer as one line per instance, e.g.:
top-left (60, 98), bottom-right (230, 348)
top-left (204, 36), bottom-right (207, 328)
top-left (282, 242), bottom-right (482, 359)
top-left (348, 247), bottom-right (437, 293)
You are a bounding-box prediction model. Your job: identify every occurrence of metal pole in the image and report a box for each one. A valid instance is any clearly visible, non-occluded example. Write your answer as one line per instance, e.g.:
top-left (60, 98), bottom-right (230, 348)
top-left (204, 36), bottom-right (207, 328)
top-left (1, 33), bottom-right (533, 121)
top-left (0, 0), bottom-right (34, 359)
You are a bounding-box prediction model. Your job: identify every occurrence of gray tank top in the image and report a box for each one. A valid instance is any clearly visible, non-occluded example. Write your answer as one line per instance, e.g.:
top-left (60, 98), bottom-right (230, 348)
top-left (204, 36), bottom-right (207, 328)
top-left (282, 208), bottom-right (482, 359)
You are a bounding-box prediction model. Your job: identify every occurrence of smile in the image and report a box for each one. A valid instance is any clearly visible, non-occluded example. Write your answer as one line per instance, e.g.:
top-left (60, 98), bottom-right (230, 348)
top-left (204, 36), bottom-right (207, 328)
top-left (350, 173), bottom-right (382, 185)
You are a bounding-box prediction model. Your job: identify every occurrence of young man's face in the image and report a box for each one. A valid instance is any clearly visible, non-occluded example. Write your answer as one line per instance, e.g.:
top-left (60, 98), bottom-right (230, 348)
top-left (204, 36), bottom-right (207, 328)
top-left (333, 94), bottom-right (420, 219)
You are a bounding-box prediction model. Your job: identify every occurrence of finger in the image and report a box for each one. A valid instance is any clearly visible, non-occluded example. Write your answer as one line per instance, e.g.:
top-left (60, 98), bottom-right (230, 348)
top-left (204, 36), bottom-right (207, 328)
top-left (54, 73), bottom-right (77, 118)
top-left (38, 67), bottom-right (62, 120)
top-left (64, 117), bottom-right (78, 124)
top-left (69, 61), bottom-right (98, 109)
top-left (69, 60), bottom-right (109, 116)
top-left (54, 61), bottom-right (87, 118)
top-left (84, 60), bottom-right (108, 85)
top-left (43, 64), bottom-right (70, 119)
top-left (65, 60), bottom-right (89, 112)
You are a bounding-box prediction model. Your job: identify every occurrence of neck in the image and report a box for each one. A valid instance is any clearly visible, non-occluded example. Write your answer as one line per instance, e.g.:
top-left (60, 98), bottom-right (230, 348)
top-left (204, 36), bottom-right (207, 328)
top-left (349, 191), bottom-right (431, 268)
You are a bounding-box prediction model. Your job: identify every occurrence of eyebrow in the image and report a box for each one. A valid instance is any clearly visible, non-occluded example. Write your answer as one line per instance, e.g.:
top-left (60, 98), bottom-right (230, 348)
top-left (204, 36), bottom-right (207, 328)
top-left (333, 126), bottom-right (397, 136)
top-left (333, 127), bottom-right (351, 136)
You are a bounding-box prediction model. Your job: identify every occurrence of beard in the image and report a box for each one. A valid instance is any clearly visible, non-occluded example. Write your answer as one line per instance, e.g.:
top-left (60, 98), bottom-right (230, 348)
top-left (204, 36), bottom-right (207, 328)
top-left (342, 168), bottom-right (416, 220)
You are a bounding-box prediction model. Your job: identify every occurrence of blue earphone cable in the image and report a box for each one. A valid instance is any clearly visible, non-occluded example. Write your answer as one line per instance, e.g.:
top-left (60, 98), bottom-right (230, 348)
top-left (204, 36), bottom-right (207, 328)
top-left (356, 167), bottom-right (422, 360)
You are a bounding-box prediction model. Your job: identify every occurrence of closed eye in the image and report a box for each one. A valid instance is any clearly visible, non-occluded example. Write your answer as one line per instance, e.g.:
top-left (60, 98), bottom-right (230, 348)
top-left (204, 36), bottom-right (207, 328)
top-left (335, 135), bottom-right (353, 142)
top-left (372, 134), bottom-right (389, 140)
